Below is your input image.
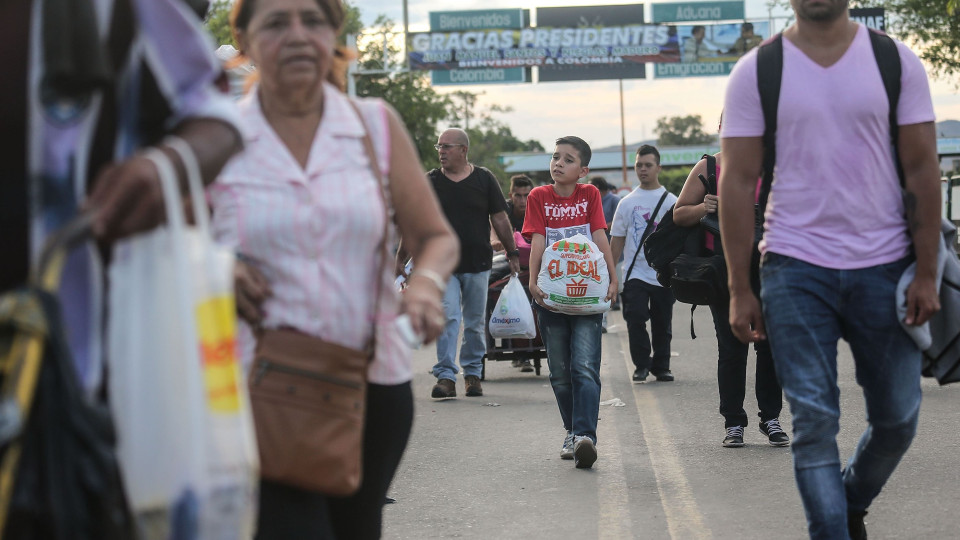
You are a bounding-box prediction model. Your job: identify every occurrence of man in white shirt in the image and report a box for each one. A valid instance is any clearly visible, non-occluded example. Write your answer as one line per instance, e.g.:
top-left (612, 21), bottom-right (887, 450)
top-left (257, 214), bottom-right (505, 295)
top-left (610, 145), bottom-right (678, 382)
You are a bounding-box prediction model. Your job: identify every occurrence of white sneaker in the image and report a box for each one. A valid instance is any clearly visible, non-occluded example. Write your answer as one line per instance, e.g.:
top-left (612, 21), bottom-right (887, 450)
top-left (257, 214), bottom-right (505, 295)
top-left (560, 432), bottom-right (574, 460)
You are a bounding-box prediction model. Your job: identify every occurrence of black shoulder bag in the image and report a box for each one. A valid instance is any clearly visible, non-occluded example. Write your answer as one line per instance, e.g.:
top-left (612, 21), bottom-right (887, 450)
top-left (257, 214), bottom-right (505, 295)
top-left (624, 191), bottom-right (670, 282)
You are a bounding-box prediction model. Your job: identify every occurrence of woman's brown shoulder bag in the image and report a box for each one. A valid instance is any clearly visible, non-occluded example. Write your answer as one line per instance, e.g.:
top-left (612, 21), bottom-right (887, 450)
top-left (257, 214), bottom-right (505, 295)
top-left (248, 99), bottom-right (391, 496)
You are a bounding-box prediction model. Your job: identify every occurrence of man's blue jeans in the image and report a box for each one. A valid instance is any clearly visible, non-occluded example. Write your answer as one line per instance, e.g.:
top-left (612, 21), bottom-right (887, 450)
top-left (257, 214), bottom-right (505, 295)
top-left (760, 253), bottom-right (921, 539)
top-left (433, 271), bottom-right (489, 381)
top-left (535, 305), bottom-right (603, 444)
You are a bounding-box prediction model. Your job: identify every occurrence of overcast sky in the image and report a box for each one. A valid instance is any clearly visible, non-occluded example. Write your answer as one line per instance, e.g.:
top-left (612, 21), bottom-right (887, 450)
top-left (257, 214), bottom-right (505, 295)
top-left (354, 0), bottom-right (960, 152)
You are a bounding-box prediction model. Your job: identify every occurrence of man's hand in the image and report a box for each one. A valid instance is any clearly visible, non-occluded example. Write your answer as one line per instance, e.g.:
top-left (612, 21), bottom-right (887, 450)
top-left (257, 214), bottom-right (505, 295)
top-left (508, 255), bottom-right (521, 274)
top-left (729, 292), bottom-right (766, 343)
top-left (492, 240), bottom-right (504, 252)
top-left (86, 154), bottom-right (167, 243)
top-left (904, 276), bottom-right (940, 326)
top-left (235, 258), bottom-right (272, 327)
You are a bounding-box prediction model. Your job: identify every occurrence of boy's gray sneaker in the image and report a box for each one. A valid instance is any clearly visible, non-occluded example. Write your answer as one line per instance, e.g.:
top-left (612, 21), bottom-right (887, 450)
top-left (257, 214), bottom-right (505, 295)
top-left (560, 432), bottom-right (575, 460)
top-left (573, 436), bottom-right (597, 469)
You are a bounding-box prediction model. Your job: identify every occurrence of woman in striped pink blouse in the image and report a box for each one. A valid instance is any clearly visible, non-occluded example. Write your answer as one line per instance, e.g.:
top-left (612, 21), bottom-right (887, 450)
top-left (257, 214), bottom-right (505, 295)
top-left (210, 0), bottom-right (459, 537)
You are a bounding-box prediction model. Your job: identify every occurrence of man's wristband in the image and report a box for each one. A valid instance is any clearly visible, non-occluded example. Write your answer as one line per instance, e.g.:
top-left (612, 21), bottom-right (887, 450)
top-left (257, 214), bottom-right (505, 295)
top-left (411, 269), bottom-right (448, 294)
top-left (506, 250), bottom-right (520, 258)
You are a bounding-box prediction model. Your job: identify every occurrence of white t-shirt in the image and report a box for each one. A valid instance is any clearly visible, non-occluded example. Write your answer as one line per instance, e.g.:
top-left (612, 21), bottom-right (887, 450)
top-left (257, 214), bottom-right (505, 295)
top-left (610, 186), bottom-right (677, 286)
top-left (722, 24), bottom-right (936, 269)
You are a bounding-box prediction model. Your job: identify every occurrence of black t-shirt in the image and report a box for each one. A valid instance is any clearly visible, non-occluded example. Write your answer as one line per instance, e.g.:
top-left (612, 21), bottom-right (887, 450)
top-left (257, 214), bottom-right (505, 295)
top-left (505, 200), bottom-right (524, 232)
top-left (429, 166), bottom-right (507, 274)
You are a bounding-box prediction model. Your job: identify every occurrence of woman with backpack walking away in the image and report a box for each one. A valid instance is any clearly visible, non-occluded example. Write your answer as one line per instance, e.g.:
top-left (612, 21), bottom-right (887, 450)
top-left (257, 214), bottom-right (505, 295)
top-left (674, 148), bottom-right (789, 449)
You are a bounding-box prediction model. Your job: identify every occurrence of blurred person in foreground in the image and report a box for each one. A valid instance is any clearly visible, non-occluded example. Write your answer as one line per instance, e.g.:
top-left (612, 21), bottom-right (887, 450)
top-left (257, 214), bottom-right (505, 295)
top-left (0, 0), bottom-right (242, 392)
top-left (210, 0), bottom-right (458, 538)
top-left (720, 0), bottom-right (940, 537)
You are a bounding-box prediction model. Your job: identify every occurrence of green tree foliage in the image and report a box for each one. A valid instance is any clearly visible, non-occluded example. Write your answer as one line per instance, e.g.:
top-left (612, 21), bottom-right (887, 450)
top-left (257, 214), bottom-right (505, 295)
top-left (355, 16), bottom-right (451, 162)
top-left (654, 115), bottom-right (716, 147)
top-left (767, 0), bottom-right (960, 84)
top-left (657, 167), bottom-right (690, 197)
top-left (446, 95), bottom-right (544, 193)
top-left (204, 0), bottom-right (234, 47)
top-left (874, 0), bottom-right (960, 85)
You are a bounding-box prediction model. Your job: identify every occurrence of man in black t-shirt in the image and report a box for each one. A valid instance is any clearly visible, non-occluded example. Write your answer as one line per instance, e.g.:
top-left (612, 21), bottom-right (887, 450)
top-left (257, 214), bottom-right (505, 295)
top-left (426, 128), bottom-right (519, 399)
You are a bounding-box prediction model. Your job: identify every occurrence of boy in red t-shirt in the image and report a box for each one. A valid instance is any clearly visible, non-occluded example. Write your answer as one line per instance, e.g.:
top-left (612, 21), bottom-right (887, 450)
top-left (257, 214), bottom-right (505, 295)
top-left (523, 136), bottom-right (618, 469)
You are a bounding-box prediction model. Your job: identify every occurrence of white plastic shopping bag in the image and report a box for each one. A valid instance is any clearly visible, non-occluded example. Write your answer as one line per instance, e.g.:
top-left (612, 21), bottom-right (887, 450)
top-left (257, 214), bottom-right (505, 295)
top-left (536, 234), bottom-right (611, 315)
top-left (489, 275), bottom-right (537, 339)
top-left (107, 145), bottom-right (258, 539)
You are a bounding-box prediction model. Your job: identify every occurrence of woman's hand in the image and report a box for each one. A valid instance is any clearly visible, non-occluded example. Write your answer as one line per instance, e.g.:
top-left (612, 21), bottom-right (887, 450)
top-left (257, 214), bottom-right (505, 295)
top-left (703, 194), bottom-right (719, 214)
top-left (400, 279), bottom-right (446, 345)
top-left (235, 258), bottom-right (271, 327)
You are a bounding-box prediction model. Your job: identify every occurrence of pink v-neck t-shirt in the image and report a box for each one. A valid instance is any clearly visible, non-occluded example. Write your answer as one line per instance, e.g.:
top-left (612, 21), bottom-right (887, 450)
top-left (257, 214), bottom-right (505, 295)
top-left (721, 24), bottom-right (935, 269)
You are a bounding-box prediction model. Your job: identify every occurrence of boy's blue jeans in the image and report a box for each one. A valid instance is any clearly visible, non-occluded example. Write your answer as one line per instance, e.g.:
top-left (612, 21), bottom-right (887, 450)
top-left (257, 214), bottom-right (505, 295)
top-left (760, 253), bottom-right (921, 539)
top-left (534, 305), bottom-right (603, 444)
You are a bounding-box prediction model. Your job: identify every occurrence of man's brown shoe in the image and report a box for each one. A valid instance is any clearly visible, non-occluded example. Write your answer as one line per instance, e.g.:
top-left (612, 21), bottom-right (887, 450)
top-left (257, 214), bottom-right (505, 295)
top-left (431, 379), bottom-right (456, 399)
top-left (464, 375), bottom-right (483, 397)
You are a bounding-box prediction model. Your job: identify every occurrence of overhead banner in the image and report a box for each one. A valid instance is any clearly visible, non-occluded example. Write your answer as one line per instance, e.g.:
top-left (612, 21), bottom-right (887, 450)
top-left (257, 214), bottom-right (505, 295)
top-left (652, 1), bottom-right (744, 23)
top-left (537, 4), bottom-right (650, 82)
top-left (849, 7), bottom-right (885, 31)
top-left (655, 20), bottom-right (769, 78)
top-left (410, 4), bottom-right (658, 78)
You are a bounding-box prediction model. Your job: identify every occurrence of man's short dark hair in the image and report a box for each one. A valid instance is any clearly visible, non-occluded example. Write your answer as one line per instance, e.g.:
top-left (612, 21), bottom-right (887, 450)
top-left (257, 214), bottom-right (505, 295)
top-left (636, 144), bottom-right (660, 165)
top-left (589, 177), bottom-right (611, 192)
top-left (742, 22), bottom-right (754, 32)
top-left (509, 174), bottom-right (534, 191)
top-left (555, 136), bottom-right (592, 167)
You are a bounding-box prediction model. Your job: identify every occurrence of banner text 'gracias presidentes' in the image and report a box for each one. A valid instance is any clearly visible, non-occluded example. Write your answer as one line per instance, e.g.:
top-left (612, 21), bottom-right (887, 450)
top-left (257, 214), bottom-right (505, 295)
top-left (409, 25), bottom-right (677, 70)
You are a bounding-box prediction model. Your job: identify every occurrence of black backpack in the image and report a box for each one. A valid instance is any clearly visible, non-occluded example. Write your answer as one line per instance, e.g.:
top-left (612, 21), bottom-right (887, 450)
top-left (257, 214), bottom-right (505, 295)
top-left (644, 154), bottom-right (726, 304)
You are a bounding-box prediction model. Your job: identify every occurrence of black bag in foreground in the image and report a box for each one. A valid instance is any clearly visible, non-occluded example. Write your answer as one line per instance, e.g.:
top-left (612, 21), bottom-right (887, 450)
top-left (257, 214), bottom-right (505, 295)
top-left (669, 254), bottom-right (729, 306)
top-left (0, 216), bottom-right (133, 540)
top-left (643, 205), bottom-right (703, 288)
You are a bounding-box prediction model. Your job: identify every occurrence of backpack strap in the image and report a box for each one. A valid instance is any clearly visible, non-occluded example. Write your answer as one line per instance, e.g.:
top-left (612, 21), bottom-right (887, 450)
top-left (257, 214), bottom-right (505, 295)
top-left (697, 153), bottom-right (717, 195)
top-left (626, 191), bottom-right (670, 282)
top-left (868, 28), bottom-right (904, 187)
top-left (756, 33), bottom-right (783, 221)
top-left (756, 29), bottom-right (904, 215)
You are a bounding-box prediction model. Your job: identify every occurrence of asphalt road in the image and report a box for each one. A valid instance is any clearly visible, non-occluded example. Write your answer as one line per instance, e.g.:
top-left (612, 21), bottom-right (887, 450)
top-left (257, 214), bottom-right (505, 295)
top-left (382, 307), bottom-right (960, 539)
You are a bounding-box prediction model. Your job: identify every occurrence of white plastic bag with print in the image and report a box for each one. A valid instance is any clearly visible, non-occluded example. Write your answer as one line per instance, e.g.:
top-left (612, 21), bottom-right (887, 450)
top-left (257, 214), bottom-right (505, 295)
top-left (536, 233), bottom-right (611, 315)
top-left (107, 145), bottom-right (258, 539)
top-left (489, 275), bottom-right (537, 339)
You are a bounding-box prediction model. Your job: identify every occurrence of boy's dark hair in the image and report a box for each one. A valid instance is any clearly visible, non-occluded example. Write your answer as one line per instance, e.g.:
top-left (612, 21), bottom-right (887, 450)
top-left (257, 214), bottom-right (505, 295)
top-left (555, 136), bottom-right (592, 167)
top-left (589, 177), bottom-right (611, 192)
top-left (636, 144), bottom-right (661, 165)
top-left (509, 174), bottom-right (534, 191)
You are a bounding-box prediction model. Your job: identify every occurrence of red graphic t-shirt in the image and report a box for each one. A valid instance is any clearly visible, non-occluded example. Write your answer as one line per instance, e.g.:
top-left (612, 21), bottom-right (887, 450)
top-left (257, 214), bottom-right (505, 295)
top-left (522, 183), bottom-right (608, 246)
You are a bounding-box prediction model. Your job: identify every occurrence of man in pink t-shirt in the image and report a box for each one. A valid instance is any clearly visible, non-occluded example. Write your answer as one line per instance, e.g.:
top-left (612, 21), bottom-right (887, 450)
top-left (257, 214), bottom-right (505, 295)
top-left (719, 1), bottom-right (941, 538)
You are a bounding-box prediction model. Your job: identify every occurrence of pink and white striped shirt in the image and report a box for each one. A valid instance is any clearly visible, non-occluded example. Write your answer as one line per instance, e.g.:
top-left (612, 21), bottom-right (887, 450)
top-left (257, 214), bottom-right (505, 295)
top-left (209, 82), bottom-right (412, 385)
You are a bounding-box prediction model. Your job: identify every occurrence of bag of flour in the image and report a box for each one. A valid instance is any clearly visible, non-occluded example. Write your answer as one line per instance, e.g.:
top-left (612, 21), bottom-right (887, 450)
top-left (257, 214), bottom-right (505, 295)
top-left (536, 234), bottom-right (611, 315)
